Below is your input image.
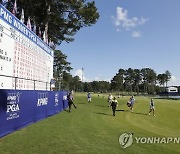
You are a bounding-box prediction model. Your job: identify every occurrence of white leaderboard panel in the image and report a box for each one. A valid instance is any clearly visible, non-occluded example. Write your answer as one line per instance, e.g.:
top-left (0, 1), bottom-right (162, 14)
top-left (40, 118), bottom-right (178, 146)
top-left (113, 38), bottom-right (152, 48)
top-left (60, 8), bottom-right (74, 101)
top-left (0, 4), bottom-right (54, 90)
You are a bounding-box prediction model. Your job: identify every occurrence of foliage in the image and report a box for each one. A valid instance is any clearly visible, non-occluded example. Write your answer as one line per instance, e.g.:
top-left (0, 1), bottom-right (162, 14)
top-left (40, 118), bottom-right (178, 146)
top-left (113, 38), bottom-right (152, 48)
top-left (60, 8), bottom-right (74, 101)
top-left (53, 50), bottom-right (72, 90)
top-left (1, 0), bottom-right (99, 45)
top-left (111, 68), bottom-right (171, 94)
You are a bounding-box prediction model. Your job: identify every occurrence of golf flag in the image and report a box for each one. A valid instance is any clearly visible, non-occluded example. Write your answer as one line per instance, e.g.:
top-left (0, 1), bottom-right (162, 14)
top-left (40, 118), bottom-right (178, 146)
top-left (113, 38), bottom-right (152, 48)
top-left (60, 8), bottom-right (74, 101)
top-left (49, 39), bottom-right (52, 47)
top-left (27, 17), bottom-right (32, 30)
top-left (12, 0), bottom-right (17, 16)
top-left (46, 33), bottom-right (48, 44)
top-left (20, 9), bottom-right (24, 23)
top-left (33, 22), bottom-right (36, 34)
top-left (2, 0), bottom-right (8, 7)
top-left (43, 31), bottom-right (45, 41)
top-left (2, 0), bottom-right (8, 3)
top-left (49, 39), bottom-right (54, 48)
top-left (44, 22), bottom-right (48, 44)
top-left (38, 27), bottom-right (42, 38)
top-left (49, 41), bottom-right (55, 49)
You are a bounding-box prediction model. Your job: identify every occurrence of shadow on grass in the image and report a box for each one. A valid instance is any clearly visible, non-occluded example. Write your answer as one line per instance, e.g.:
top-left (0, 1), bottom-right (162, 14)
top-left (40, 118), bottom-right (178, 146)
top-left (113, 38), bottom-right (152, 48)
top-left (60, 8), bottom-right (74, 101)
top-left (93, 112), bottom-right (112, 116)
top-left (94, 104), bottom-right (108, 108)
top-left (154, 98), bottom-right (180, 100)
top-left (132, 112), bottom-right (148, 116)
top-left (64, 109), bottom-right (69, 112)
top-left (115, 110), bottom-right (148, 116)
top-left (77, 102), bottom-right (86, 104)
top-left (116, 109), bottom-right (129, 112)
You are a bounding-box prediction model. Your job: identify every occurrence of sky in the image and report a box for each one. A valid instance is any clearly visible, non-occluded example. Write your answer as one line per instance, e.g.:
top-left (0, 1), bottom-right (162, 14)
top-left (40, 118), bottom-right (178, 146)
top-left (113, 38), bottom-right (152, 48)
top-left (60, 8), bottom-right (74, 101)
top-left (57, 0), bottom-right (180, 86)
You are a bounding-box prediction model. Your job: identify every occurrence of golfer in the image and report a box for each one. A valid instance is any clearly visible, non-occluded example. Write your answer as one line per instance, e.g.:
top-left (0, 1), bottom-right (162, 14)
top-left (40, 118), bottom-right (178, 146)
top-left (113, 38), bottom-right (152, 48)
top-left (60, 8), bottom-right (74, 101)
top-left (107, 93), bottom-right (113, 107)
top-left (110, 97), bottom-right (118, 116)
top-left (87, 92), bottom-right (92, 103)
top-left (149, 99), bottom-right (155, 117)
top-left (129, 96), bottom-right (135, 112)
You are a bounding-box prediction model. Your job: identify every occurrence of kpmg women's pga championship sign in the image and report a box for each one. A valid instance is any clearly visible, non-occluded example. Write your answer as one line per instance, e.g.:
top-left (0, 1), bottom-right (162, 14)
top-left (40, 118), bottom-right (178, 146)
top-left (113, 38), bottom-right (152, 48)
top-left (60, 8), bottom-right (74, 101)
top-left (0, 4), bottom-right (69, 139)
top-left (0, 4), bottom-right (54, 90)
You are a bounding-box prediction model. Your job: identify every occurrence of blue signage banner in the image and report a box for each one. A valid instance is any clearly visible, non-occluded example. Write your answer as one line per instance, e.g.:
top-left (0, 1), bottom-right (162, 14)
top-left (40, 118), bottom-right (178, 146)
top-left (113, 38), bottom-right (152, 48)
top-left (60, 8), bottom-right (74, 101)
top-left (0, 89), bottom-right (68, 138)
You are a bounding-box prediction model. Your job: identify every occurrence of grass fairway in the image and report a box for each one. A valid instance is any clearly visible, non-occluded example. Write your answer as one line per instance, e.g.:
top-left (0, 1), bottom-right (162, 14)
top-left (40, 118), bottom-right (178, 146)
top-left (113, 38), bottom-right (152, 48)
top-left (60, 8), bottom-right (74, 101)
top-left (0, 93), bottom-right (180, 154)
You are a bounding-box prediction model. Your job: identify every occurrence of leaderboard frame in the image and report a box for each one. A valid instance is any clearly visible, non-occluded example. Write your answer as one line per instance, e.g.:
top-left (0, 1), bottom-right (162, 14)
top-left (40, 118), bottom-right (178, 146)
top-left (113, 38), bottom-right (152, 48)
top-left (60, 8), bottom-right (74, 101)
top-left (0, 4), bottom-right (54, 90)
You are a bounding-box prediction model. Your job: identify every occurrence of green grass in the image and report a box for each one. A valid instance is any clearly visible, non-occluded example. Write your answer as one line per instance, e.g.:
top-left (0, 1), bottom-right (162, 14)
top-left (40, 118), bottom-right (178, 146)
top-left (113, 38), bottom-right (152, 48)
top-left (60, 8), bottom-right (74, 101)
top-left (0, 93), bottom-right (180, 154)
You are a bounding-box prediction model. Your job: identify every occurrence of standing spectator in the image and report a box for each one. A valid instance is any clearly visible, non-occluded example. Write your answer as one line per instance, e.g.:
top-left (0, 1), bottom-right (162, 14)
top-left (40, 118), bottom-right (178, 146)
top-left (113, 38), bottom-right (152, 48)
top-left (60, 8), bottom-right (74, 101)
top-left (67, 92), bottom-right (77, 112)
top-left (110, 97), bottom-right (118, 116)
top-left (87, 92), bottom-right (92, 103)
top-left (149, 99), bottom-right (155, 117)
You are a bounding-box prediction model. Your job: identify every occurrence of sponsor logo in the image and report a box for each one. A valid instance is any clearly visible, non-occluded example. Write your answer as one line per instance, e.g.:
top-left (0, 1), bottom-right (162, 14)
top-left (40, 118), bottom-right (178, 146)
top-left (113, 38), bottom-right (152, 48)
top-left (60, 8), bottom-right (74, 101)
top-left (6, 92), bottom-right (21, 120)
top-left (37, 92), bottom-right (48, 106)
top-left (54, 93), bottom-right (58, 106)
top-left (63, 95), bottom-right (67, 101)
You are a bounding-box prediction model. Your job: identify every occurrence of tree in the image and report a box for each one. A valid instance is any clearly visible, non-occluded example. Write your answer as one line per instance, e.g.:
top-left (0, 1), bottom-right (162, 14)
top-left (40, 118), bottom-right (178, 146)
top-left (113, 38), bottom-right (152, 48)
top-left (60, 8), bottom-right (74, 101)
top-left (157, 71), bottom-right (171, 91)
top-left (141, 68), bottom-right (157, 94)
top-left (5, 0), bottom-right (99, 45)
top-left (133, 69), bottom-right (142, 94)
top-left (62, 72), bottom-right (73, 90)
top-left (157, 73), bottom-right (166, 88)
top-left (124, 68), bottom-right (134, 93)
top-left (69, 76), bottom-right (82, 92)
top-left (111, 69), bottom-right (125, 92)
top-left (146, 68), bottom-right (156, 94)
top-left (165, 70), bottom-right (171, 87)
top-left (91, 81), bottom-right (100, 92)
top-left (84, 82), bottom-right (93, 92)
top-left (53, 50), bottom-right (72, 90)
top-left (98, 81), bottom-right (110, 92)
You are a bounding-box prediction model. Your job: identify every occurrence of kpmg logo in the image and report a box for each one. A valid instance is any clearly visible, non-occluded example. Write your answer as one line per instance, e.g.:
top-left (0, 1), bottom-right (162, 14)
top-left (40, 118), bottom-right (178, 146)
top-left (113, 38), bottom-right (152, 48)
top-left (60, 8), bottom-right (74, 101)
top-left (6, 92), bottom-right (21, 120)
top-left (37, 92), bottom-right (48, 106)
top-left (54, 93), bottom-right (59, 106)
top-left (63, 95), bottom-right (67, 101)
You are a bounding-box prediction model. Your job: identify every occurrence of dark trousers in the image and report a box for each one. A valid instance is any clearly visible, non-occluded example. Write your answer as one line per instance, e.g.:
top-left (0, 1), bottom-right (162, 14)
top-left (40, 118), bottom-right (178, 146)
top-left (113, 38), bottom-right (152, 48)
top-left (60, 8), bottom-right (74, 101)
top-left (68, 101), bottom-right (76, 112)
top-left (112, 106), bottom-right (117, 116)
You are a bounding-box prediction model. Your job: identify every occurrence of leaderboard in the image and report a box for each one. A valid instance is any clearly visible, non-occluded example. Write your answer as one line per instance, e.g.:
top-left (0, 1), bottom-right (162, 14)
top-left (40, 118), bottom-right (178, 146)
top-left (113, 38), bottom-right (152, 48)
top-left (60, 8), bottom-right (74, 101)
top-left (0, 4), bottom-right (54, 90)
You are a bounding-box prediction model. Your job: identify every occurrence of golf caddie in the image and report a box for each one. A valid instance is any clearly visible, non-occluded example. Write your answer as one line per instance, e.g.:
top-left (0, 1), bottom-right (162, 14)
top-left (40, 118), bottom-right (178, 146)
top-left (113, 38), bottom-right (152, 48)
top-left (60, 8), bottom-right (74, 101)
top-left (67, 92), bottom-right (77, 112)
top-left (110, 97), bottom-right (118, 116)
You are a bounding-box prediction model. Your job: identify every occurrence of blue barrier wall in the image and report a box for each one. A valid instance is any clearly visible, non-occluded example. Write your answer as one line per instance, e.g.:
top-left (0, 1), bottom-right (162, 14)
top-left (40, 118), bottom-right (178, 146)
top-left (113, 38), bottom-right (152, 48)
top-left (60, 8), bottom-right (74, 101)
top-left (0, 89), bottom-right (68, 138)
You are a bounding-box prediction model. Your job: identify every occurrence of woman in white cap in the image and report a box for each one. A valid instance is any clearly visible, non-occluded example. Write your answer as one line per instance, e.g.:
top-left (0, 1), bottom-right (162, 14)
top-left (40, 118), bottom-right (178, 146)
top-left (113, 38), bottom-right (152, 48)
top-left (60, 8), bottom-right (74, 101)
top-left (149, 98), bottom-right (155, 117)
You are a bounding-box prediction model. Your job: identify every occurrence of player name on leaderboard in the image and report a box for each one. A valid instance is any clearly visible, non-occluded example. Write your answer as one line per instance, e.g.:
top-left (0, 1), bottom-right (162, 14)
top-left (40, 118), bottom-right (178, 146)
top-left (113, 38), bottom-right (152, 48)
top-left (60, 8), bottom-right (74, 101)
top-left (0, 4), bottom-right (54, 90)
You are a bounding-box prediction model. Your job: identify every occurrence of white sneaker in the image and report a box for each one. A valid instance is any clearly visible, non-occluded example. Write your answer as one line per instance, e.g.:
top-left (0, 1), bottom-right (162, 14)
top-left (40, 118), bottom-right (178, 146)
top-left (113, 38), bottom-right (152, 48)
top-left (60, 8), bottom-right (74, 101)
top-left (149, 113), bottom-right (150, 115)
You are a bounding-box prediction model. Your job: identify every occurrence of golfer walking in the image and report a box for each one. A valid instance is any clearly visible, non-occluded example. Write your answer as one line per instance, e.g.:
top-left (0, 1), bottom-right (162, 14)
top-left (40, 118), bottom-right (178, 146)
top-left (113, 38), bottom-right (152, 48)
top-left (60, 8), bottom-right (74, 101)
top-left (130, 96), bottom-right (135, 112)
top-left (87, 92), bottom-right (92, 103)
top-left (110, 97), bottom-right (118, 116)
top-left (107, 93), bottom-right (113, 107)
top-left (149, 99), bottom-right (155, 117)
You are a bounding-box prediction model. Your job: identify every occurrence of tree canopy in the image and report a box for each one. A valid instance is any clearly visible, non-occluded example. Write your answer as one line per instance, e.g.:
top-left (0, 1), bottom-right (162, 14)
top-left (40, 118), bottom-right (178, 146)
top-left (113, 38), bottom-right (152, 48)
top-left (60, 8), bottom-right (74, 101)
top-left (111, 68), bottom-right (171, 94)
top-left (1, 0), bottom-right (99, 46)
